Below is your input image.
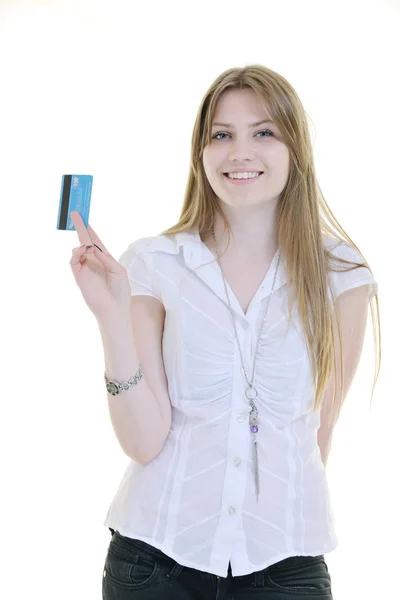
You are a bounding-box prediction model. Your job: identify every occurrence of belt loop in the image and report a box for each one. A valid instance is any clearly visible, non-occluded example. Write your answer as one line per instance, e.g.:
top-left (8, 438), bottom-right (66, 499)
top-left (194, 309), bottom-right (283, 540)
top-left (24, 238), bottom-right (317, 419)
top-left (166, 562), bottom-right (184, 580)
top-left (253, 568), bottom-right (264, 587)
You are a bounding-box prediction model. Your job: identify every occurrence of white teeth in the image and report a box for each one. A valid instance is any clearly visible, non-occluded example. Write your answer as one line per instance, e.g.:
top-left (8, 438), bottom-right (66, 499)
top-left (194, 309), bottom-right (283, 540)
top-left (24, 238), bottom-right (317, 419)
top-left (226, 171), bottom-right (261, 180)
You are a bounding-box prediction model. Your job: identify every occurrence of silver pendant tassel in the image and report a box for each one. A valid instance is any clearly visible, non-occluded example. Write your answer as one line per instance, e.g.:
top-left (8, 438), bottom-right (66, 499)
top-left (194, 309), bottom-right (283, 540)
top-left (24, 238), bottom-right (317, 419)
top-left (253, 437), bottom-right (260, 502)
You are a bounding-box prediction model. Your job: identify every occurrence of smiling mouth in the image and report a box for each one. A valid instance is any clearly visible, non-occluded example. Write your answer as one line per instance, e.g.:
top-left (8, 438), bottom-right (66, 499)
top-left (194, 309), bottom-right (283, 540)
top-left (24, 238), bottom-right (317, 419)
top-left (223, 171), bottom-right (264, 179)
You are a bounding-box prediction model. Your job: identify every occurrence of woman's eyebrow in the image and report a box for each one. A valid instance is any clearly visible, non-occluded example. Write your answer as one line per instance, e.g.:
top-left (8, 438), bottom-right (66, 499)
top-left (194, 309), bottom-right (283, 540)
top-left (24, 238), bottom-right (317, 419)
top-left (211, 119), bottom-right (275, 128)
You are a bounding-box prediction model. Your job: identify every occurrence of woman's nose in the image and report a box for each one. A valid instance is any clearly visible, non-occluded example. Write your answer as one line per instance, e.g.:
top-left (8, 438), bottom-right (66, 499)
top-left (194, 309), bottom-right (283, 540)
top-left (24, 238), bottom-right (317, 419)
top-left (228, 138), bottom-right (257, 160)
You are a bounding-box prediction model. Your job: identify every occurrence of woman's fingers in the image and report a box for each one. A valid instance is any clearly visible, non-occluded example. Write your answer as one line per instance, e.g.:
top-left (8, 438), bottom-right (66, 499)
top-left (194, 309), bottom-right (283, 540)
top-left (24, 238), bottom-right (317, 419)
top-left (70, 211), bottom-right (92, 247)
top-left (69, 214), bottom-right (121, 276)
top-left (70, 241), bottom-right (123, 278)
top-left (70, 245), bottom-right (89, 273)
top-left (87, 224), bottom-right (109, 254)
top-left (70, 212), bottom-right (108, 256)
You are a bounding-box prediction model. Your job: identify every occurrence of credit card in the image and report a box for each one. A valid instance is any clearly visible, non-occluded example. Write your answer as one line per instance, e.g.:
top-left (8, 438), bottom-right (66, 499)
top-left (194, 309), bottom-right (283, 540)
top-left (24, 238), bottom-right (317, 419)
top-left (56, 174), bottom-right (93, 230)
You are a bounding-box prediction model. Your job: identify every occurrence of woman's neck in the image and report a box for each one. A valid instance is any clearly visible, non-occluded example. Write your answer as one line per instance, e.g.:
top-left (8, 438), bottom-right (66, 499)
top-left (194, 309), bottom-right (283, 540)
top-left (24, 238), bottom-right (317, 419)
top-left (203, 208), bottom-right (279, 263)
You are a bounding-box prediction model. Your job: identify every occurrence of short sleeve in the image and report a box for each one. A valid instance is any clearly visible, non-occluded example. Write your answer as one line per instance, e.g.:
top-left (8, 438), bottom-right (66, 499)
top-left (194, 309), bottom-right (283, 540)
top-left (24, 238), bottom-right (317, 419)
top-left (118, 237), bottom-right (161, 300)
top-left (328, 242), bottom-right (378, 303)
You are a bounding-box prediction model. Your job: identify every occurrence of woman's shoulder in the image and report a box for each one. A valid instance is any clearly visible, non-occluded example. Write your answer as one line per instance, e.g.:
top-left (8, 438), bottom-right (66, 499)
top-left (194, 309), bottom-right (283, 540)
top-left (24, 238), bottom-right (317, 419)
top-left (322, 234), bottom-right (377, 301)
top-left (322, 233), bottom-right (346, 250)
top-left (322, 233), bottom-right (365, 264)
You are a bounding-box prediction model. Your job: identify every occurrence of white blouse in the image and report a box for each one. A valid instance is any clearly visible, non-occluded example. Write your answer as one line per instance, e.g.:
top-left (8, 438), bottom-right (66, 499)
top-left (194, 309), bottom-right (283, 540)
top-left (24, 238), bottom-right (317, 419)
top-left (103, 230), bottom-right (378, 577)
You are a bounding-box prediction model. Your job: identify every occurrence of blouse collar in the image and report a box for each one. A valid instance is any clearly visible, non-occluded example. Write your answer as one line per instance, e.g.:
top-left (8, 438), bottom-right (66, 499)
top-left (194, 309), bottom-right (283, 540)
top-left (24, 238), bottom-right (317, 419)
top-left (144, 229), bottom-right (288, 320)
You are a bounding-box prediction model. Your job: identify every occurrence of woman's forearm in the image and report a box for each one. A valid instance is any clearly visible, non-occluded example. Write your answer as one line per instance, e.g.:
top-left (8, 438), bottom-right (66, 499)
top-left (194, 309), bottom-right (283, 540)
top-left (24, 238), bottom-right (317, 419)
top-left (98, 318), bottom-right (170, 464)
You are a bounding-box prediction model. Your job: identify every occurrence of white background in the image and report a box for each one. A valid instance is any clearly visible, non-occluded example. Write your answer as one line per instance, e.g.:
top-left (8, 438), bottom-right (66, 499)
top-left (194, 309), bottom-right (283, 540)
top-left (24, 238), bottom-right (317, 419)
top-left (0, 1), bottom-right (398, 598)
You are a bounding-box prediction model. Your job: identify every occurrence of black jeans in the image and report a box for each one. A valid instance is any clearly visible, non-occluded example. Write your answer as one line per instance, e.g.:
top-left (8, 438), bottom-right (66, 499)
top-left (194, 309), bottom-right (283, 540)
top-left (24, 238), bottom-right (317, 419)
top-left (103, 528), bottom-right (334, 599)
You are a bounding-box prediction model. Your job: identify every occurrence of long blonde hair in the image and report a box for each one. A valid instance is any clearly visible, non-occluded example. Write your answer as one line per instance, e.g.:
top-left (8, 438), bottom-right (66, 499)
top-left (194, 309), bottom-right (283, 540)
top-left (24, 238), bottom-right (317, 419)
top-left (160, 64), bottom-right (381, 427)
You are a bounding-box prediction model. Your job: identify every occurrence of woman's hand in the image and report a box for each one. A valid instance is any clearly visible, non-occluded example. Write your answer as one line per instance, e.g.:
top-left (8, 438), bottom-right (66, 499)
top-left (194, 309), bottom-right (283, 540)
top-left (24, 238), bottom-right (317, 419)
top-left (69, 211), bottom-right (131, 325)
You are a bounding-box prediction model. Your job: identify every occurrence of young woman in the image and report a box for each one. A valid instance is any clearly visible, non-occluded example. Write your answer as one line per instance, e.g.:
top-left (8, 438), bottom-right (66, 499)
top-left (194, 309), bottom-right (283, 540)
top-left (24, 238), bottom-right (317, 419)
top-left (70, 64), bottom-right (380, 599)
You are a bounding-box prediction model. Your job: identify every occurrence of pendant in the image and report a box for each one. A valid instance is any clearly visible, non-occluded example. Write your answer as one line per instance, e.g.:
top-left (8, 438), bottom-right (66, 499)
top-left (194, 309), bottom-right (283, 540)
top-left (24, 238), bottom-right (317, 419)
top-left (247, 394), bottom-right (259, 431)
top-left (246, 388), bottom-right (260, 500)
top-left (250, 407), bottom-right (259, 426)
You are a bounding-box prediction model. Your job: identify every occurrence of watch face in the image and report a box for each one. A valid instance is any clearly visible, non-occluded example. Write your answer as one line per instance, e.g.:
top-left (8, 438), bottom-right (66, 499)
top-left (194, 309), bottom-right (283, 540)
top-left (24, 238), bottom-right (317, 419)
top-left (107, 381), bottom-right (119, 395)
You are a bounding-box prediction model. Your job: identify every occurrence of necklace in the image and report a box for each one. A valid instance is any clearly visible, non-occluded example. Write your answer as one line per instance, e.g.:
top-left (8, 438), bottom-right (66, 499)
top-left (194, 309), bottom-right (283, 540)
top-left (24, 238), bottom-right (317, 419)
top-left (211, 226), bottom-right (281, 501)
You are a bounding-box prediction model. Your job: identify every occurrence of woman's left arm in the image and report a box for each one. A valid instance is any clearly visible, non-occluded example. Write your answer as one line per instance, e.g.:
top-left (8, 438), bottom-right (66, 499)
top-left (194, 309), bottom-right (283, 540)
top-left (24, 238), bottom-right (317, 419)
top-left (317, 283), bottom-right (373, 466)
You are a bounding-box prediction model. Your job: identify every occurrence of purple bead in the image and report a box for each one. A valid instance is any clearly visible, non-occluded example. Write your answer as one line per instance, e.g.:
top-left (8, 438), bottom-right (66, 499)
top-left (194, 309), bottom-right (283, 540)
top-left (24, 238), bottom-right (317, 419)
top-left (251, 425), bottom-right (259, 433)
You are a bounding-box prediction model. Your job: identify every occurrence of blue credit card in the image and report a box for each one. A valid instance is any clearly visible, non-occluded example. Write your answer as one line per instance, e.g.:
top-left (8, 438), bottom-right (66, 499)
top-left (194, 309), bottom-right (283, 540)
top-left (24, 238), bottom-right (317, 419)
top-left (56, 174), bottom-right (93, 230)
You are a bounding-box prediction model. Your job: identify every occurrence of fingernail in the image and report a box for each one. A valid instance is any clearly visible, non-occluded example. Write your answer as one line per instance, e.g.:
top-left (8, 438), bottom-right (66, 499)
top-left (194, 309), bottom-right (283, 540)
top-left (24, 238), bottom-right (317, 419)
top-left (85, 245), bottom-right (93, 249)
top-left (93, 243), bottom-right (103, 252)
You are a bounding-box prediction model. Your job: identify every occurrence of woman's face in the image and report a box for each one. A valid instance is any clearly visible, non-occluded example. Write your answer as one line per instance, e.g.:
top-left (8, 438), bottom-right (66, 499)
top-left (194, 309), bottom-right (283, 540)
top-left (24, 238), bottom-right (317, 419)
top-left (202, 88), bottom-right (290, 209)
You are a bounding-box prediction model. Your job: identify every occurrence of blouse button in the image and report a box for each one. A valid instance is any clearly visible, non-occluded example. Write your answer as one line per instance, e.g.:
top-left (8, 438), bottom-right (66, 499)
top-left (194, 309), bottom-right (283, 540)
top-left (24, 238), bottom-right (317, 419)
top-left (228, 506), bottom-right (236, 516)
top-left (233, 457), bottom-right (242, 467)
top-left (236, 413), bottom-right (245, 423)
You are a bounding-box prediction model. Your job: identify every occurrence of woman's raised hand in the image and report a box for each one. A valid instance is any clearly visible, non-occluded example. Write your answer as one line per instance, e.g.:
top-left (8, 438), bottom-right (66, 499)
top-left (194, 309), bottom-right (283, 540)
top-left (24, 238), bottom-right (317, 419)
top-left (69, 211), bottom-right (131, 325)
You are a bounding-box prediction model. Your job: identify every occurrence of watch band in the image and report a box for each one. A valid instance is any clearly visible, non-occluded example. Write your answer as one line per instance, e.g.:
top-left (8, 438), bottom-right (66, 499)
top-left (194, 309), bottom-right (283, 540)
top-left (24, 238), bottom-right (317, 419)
top-left (104, 362), bottom-right (144, 396)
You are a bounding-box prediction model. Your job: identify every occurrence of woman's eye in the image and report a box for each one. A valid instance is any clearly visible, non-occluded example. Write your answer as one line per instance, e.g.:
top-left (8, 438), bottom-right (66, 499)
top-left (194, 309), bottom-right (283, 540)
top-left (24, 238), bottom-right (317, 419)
top-left (212, 130), bottom-right (274, 140)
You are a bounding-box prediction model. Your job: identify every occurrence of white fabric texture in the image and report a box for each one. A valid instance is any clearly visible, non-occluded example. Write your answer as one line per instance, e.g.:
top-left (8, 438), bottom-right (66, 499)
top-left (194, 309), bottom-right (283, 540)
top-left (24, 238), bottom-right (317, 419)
top-left (103, 231), bottom-right (378, 577)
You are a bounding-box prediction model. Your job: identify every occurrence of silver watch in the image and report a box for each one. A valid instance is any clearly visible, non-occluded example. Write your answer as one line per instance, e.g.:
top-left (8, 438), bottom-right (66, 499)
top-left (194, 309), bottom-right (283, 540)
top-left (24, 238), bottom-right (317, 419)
top-left (104, 362), bottom-right (144, 396)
